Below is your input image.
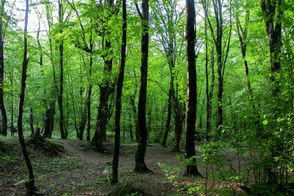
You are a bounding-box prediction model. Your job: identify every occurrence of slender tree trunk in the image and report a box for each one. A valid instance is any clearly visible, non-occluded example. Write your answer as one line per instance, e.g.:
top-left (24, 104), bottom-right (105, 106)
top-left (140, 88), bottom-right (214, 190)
top-left (86, 54), bottom-right (93, 141)
top-left (57, 0), bottom-right (67, 139)
top-left (43, 4), bottom-right (56, 139)
top-left (204, 12), bottom-right (210, 141)
top-left (147, 105), bottom-right (152, 140)
top-left (78, 105), bottom-right (87, 140)
top-left (112, 0), bottom-right (127, 183)
top-left (128, 112), bottom-right (134, 141)
top-left (174, 114), bottom-right (183, 152)
top-left (161, 87), bottom-right (172, 147)
top-left (43, 101), bottom-right (55, 138)
top-left (236, 11), bottom-right (252, 97)
top-left (17, 0), bottom-right (36, 193)
top-left (135, 0), bottom-right (151, 173)
top-left (30, 108), bottom-right (34, 135)
top-left (0, 0), bottom-right (7, 136)
top-left (207, 49), bottom-right (215, 140)
top-left (184, 0), bottom-right (201, 176)
top-left (86, 87), bottom-right (92, 141)
top-left (130, 95), bottom-right (139, 141)
top-left (9, 71), bottom-right (16, 136)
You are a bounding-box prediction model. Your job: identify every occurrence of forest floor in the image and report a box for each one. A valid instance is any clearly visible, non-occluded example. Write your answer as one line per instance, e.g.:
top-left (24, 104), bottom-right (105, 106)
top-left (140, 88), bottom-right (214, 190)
top-left (0, 137), bottom-right (196, 195)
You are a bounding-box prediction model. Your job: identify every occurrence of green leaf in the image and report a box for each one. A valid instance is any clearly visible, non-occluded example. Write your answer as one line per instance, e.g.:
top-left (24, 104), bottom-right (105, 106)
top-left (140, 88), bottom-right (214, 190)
top-left (262, 119), bottom-right (268, 126)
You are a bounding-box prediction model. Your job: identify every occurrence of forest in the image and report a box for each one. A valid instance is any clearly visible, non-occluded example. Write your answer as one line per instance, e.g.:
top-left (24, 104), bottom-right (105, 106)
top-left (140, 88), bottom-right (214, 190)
top-left (0, 0), bottom-right (293, 195)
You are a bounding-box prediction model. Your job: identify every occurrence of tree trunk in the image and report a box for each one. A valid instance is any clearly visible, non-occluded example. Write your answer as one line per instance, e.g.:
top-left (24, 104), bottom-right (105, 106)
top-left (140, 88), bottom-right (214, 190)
top-left (30, 108), bottom-right (34, 135)
top-left (260, 0), bottom-right (283, 185)
top-left (0, 0), bottom-right (7, 136)
top-left (92, 1), bottom-right (115, 150)
top-left (57, 0), bottom-right (67, 139)
top-left (135, 0), bottom-right (151, 173)
top-left (43, 101), bottom-right (55, 138)
top-left (86, 54), bottom-right (93, 141)
top-left (9, 70), bottom-right (16, 136)
top-left (17, 0), bottom-right (36, 193)
top-left (174, 114), bottom-right (183, 152)
top-left (206, 49), bottom-right (214, 140)
top-left (161, 87), bottom-right (172, 147)
top-left (112, 0), bottom-right (127, 183)
top-left (86, 87), bottom-right (92, 141)
top-left (130, 95), bottom-right (139, 141)
top-left (92, 82), bottom-right (113, 151)
top-left (78, 105), bottom-right (87, 140)
top-left (128, 112), bottom-right (134, 141)
top-left (184, 0), bottom-right (201, 176)
top-left (43, 4), bottom-right (57, 139)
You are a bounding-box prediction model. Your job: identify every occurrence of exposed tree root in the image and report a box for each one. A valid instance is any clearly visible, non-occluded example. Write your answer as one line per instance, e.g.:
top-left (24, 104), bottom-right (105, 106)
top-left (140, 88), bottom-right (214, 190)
top-left (26, 129), bottom-right (64, 157)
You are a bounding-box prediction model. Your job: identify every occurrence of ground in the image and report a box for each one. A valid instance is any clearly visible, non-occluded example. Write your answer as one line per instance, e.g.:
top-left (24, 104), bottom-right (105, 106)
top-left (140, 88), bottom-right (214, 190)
top-left (0, 138), bottom-right (188, 195)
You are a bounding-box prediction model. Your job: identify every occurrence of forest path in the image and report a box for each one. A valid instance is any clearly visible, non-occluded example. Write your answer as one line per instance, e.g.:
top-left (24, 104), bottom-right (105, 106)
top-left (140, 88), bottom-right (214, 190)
top-left (0, 138), bottom-right (185, 195)
top-left (56, 139), bottom-right (113, 165)
top-left (53, 139), bottom-right (183, 195)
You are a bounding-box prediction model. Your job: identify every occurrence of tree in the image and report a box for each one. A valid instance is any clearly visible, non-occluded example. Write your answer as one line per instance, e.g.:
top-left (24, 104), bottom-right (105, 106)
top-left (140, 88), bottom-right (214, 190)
top-left (66, 0), bottom-right (95, 141)
top-left (57, 0), bottom-right (68, 139)
top-left (0, 0), bottom-right (8, 136)
top-left (203, 0), bottom-right (232, 135)
top-left (260, 0), bottom-right (283, 184)
top-left (112, 0), bottom-right (127, 184)
top-left (260, 0), bottom-right (282, 95)
top-left (43, 0), bottom-right (57, 139)
top-left (134, 0), bottom-right (151, 173)
top-left (152, 0), bottom-right (185, 151)
top-left (184, 0), bottom-right (201, 176)
top-left (235, 8), bottom-right (252, 96)
top-left (92, 0), bottom-right (118, 151)
top-left (17, 0), bottom-right (36, 194)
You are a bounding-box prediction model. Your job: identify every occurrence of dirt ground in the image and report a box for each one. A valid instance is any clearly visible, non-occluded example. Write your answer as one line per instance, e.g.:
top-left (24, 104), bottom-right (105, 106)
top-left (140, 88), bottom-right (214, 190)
top-left (0, 139), bottom-right (188, 195)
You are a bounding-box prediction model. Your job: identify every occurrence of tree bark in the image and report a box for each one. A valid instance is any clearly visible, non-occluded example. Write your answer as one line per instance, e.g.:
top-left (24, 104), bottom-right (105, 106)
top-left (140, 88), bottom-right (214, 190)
top-left (184, 0), bottom-right (201, 176)
top-left (43, 101), bottom-right (55, 138)
top-left (86, 54), bottom-right (93, 141)
top-left (9, 71), bottom-right (16, 136)
top-left (135, 0), bottom-right (151, 173)
top-left (161, 87), bottom-right (172, 147)
top-left (57, 0), bottom-right (67, 139)
top-left (112, 0), bottom-right (127, 183)
top-left (130, 94), bottom-right (139, 141)
top-left (128, 112), bottom-right (134, 141)
top-left (0, 0), bottom-right (7, 136)
top-left (92, 0), bottom-right (115, 151)
top-left (17, 0), bottom-right (36, 193)
top-left (236, 11), bottom-right (252, 97)
top-left (260, 0), bottom-right (283, 185)
top-left (29, 108), bottom-right (34, 135)
top-left (43, 2), bottom-right (57, 139)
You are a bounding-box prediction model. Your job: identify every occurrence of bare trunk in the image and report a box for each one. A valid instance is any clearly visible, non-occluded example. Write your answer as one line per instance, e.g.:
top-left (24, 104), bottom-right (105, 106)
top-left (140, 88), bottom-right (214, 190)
top-left (0, 0), bottom-right (7, 136)
top-left (58, 0), bottom-right (67, 139)
top-left (184, 0), bottom-right (201, 176)
top-left (29, 108), bottom-right (34, 135)
top-left (92, 0), bottom-right (115, 150)
top-left (43, 101), bottom-right (55, 138)
top-left (161, 87), bottom-right (172, 147)
top-left (135, 0), bottom-right (151, 173)
top-left (17, 0), bottom-right (36, 193)
top-left (86, 55), bottom-right (93, 141)
top-left (112, 0), bottom-right (127, 183)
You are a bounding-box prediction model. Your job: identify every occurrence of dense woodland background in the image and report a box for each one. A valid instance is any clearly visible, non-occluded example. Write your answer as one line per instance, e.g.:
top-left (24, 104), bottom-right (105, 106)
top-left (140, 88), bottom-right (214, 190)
top-left (0, 0), bottom-right (293, 195)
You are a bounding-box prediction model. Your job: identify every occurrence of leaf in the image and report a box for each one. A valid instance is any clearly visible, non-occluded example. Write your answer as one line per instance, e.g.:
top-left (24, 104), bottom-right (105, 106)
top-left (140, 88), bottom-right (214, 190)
top-left (262, 119), bottom-right (268, 126)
